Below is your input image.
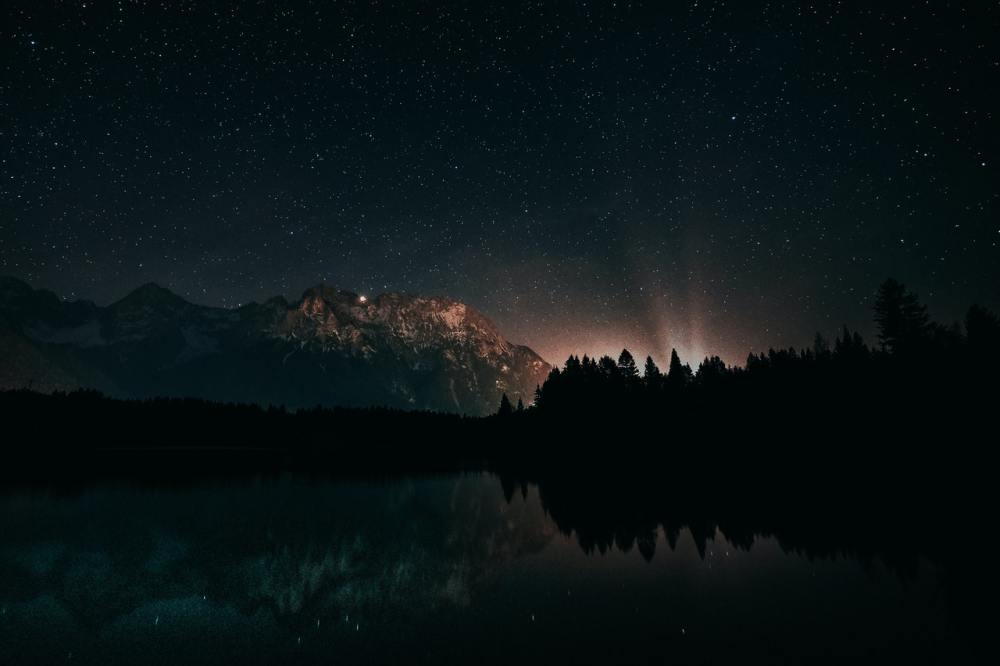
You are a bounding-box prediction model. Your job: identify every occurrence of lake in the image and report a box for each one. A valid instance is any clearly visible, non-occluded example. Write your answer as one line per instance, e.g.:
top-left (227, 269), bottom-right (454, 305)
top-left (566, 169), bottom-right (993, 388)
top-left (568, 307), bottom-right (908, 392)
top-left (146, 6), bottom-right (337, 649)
top-left (0, 472), bottom-right (978, 664)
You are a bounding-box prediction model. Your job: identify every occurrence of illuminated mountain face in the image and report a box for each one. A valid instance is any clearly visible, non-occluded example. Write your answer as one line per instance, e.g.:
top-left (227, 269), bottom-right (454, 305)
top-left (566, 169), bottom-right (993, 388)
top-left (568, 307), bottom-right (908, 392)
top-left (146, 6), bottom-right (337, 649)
top-left (0, 277), bottom-right (550, 415)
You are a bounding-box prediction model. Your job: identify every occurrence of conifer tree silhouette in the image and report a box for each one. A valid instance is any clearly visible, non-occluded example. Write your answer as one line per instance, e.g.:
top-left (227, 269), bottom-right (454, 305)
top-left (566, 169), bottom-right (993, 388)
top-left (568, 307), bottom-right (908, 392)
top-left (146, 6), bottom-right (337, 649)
top-left (874, 279), bottom-right (929, 354)
top-left (617, 349), bottom-right (639, 378)
top-left (497, 393), bottom-right (513, 417)
top-left (643, 355), bottom-right (662, 384)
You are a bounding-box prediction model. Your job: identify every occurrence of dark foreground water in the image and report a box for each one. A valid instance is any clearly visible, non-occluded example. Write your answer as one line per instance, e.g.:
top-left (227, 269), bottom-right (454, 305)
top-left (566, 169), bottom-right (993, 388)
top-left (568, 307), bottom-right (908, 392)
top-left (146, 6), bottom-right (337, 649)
top-left (0, 473), bottom-right (977, 664)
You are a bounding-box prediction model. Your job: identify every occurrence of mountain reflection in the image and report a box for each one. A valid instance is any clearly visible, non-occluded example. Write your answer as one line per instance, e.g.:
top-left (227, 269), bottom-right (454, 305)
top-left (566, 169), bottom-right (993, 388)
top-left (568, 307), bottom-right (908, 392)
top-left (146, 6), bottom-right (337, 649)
top-left (2, 476), bottom-right (553, 624)
top-left (0, 473), bottom-right (980, 664)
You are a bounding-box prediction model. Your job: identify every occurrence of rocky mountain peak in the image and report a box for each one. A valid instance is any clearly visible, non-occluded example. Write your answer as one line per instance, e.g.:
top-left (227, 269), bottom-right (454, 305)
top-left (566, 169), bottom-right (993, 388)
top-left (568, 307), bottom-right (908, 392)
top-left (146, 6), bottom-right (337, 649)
top-left (114, 282), bottom-right (188, 310)
top-left (0, 276), bottom-right (551, 415)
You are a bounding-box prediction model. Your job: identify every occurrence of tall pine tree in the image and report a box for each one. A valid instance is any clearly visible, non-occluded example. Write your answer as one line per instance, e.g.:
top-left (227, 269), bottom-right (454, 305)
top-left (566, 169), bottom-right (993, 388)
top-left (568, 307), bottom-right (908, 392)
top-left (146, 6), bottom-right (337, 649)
top-left (874, 279), bottom-right (929, 353)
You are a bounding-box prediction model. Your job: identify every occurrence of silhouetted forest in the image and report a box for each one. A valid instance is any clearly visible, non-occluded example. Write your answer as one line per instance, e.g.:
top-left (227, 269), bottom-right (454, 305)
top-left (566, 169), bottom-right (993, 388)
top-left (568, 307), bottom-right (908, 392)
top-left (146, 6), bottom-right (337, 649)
top-left (0, 390), bottom-right (490, 484)
top-left (3, 280), bottom-right (995, 660)
top-left (515, 278), bottom-right (999, 423)
top-left (2, 278), bottom-right (996, 478)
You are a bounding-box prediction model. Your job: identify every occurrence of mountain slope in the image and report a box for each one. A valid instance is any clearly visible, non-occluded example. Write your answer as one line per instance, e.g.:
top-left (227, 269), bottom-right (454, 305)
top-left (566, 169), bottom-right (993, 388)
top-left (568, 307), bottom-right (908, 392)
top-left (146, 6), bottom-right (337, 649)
top-left (0, 277), bottom-right (550, 415)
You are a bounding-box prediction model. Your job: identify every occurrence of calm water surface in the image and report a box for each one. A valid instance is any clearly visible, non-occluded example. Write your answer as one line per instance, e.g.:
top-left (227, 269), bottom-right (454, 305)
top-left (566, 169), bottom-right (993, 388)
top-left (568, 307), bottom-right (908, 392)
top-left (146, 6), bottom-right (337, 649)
top-left (0, 473), bottom-right (974, 664)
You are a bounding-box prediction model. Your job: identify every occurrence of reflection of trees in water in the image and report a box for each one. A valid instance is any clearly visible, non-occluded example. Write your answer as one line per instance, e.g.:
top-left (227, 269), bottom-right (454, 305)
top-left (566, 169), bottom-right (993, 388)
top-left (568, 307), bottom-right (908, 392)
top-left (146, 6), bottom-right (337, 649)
top-left (501, 470), bottom-right (967, 577)
top-left (0, 468), bottom-right (988, 659)
top-left (496, 467), bottom-right (989, 650)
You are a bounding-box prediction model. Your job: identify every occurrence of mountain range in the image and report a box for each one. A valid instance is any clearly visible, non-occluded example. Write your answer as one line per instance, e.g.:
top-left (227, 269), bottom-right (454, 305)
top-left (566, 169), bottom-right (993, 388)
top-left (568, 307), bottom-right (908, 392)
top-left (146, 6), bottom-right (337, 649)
top-left (0, 276), bottom-right (550, 415)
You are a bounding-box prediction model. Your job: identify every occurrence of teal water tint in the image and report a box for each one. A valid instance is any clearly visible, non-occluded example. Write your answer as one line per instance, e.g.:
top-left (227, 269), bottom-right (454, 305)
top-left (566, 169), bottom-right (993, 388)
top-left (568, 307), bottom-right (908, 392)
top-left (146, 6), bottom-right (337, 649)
top-left (0, 474), bottom-right (972, 664)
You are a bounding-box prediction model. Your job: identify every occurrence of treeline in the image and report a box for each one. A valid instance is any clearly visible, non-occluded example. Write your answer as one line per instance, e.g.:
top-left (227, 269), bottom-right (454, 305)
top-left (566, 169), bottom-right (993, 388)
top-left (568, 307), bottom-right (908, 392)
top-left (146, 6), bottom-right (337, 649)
top-left (4, 277), bottom-right (997, 478)
top-left (503, 278), bottom-right (999, 422)
top-left (0, 390), bottom-right (495, 481)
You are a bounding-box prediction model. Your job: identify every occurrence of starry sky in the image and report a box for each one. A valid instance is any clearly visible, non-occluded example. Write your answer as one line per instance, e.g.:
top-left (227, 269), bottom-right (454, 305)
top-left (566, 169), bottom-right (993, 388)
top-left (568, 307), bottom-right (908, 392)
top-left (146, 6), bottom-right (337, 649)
top-left (2, 1), bottom-right (997, 367)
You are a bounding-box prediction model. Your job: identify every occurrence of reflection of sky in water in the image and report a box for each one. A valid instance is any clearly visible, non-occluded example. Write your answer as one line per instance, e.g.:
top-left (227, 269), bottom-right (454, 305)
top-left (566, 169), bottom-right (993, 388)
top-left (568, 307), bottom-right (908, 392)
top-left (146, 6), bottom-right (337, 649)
top-left (0, 474), bottom-right (969, 664)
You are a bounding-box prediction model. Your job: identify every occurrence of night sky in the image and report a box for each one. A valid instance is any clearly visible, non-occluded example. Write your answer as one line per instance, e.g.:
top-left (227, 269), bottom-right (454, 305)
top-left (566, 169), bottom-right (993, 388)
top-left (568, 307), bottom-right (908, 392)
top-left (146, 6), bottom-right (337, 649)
top-left (2, 1), bottom-right (997, 367)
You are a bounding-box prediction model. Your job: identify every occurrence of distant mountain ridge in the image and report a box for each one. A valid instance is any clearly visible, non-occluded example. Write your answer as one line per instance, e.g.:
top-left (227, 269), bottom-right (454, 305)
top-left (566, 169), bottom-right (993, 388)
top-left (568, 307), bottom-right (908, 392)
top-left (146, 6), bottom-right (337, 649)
top-left (0, 276), bottom-right (550, 415)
